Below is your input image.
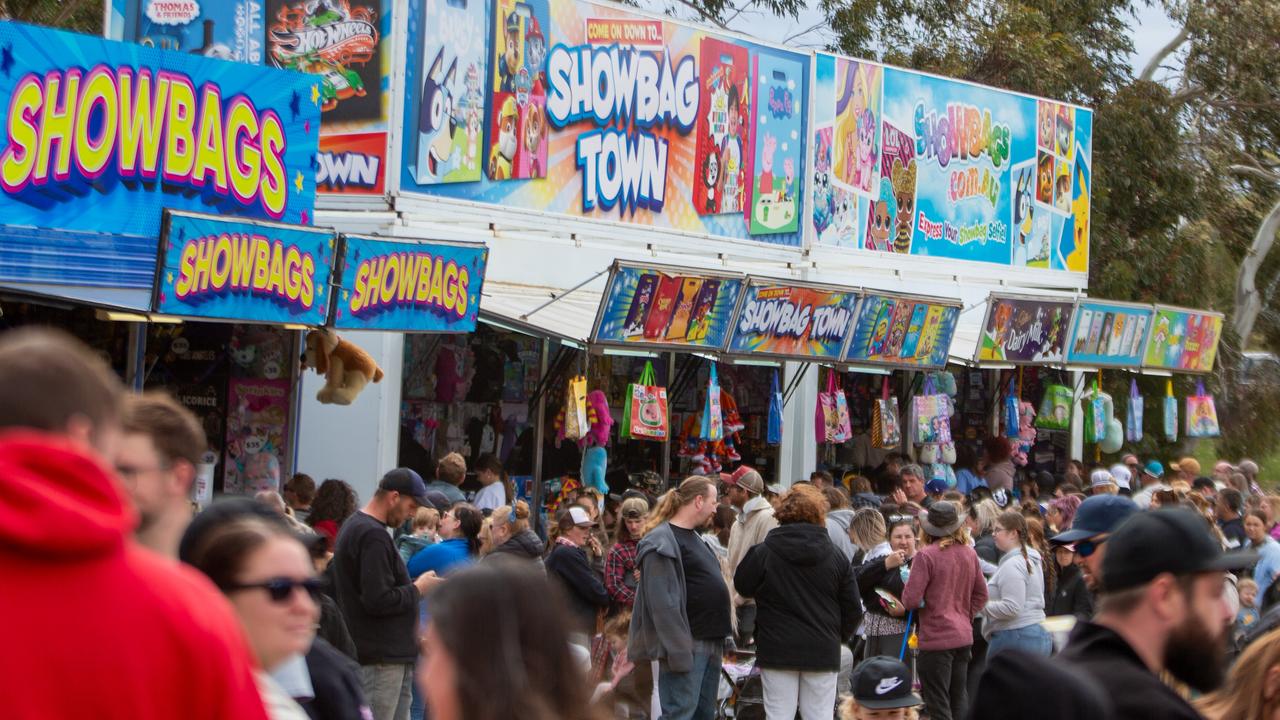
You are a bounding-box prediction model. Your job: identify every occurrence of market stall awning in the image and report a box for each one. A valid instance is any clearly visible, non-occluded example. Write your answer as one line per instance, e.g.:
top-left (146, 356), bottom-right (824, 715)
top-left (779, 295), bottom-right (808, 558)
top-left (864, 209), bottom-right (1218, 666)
top-left (479, 281), bottom-right (603, 345)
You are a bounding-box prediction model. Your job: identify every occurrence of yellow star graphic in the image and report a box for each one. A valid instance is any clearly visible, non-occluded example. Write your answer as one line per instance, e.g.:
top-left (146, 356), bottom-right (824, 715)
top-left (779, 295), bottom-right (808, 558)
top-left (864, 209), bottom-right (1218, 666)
top-left (311, 84), bottom-right (321, 105)
top-left (317, 283), bottom-right (325, 298)
top-left (343, 291), bottom-right (350, 301)
top-left (166, 272), bottom-right (174, 284)
top-left (328, 238), bottom-right (334, 249)
top-left (295, 171), bottom-right (304, 192)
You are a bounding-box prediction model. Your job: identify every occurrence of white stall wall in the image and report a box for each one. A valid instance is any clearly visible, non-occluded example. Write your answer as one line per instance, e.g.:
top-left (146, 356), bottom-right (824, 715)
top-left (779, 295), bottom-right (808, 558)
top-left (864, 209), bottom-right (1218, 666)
top-left (294, 331), bottom-right (405, 505)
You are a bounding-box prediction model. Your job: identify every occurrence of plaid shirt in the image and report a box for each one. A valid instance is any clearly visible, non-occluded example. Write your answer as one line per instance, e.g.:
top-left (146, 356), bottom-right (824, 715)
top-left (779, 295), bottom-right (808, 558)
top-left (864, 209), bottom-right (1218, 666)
top-left (605, 539), bottom-right (639, 607)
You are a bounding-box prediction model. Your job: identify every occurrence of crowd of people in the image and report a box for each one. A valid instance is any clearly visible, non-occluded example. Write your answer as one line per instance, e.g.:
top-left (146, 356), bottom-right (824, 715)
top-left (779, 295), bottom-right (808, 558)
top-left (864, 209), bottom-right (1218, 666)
top-left (5, 326), bottom-right (1280, 720)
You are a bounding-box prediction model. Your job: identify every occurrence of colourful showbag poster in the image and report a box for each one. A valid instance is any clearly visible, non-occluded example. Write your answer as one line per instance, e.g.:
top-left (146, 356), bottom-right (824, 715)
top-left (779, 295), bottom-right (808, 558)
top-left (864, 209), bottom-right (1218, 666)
top-left (224, 378), bottom-right (291, 495)
top-left (488, 0), bottom-right (550, 181)
top-left (397, 0), bottom-right (810, 247)
top-left (109, 0), bottom-right (266, 63)
top-left (832, 59), bottom-right (882, 197)
top-left (154, 211), bottom-right (336, 325)
top-left (744, 51), bottom-right (805, 235)
top-left (594, 263), bottom-right (743, 351)
top-left (877, 120), bottom-right (918, 254)
top-left (1066, 301), bottom-right (1153, 367)
top-left (976, 295), bottom-right (1075, 364)
top-left (331, 236), bottom-right (487, 332)
top-left (411, 0), bottom-right (488, 185)
top-left (845, 294), bottom-right (960, 369)
top-left (1143, 307), bottom-right (1225, 374)
top-left (725, 281), bottom-right (859, 360)
top-left (692, 38), bottom-right (749, 215)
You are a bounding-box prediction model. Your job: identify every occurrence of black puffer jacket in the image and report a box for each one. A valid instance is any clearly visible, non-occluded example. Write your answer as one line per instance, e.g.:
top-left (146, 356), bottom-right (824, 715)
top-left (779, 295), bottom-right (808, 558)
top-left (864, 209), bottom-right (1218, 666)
top-left (486, 529), bottom-right (546, 563)
top-left (1048, 562), bottom-right (1093, 620)
top-left (734, 524), bottom-right (861, 671)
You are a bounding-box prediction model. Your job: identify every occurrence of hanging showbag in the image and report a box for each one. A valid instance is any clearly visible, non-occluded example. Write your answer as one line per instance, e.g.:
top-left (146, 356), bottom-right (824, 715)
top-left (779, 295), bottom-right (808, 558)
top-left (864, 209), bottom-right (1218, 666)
top-left (701, 363), bottom-right (723, 441)
top-left (766, 370), bottom-right (784, 445)
top-left (562, 375), bottom-right (589, 441)
top-left (1082, 381), bottom-right (1114, 445)
top-left (913, 376), bottom-right (953, 445)
top-left (833, 377), bottom-right (853, 443)
top-left (1186, 380), bottom-right (1221, 438)
top-left (872, 377), bottom-right (901, 449)
top-left (1126, 380), bottom-right (1144, 443)
top-left (816, 371), bottom-right (852, 443)
top-left (1163, 379), bottom-right (1179, 442)
top-left (1004, 378), bottom-right (1021, 440)
top-left (625, 361), bottom-right (669, 440)
top-left (1036, 383), bottom-right (1074, 431)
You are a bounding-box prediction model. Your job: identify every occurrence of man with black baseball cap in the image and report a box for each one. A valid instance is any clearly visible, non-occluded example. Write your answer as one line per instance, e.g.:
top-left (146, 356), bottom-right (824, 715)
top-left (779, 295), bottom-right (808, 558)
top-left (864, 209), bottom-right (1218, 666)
top-left (331, 468), bottom-right (439, 720)
top-left (1059, 509), bottom-right (1256, 720)
top-left (1050, 494), bottom-right (1138, 594)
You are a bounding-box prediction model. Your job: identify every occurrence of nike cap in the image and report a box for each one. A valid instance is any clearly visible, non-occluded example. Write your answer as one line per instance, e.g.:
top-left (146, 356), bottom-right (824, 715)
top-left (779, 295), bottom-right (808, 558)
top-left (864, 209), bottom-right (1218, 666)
top-left (851, 656), bottom-right (921, 709)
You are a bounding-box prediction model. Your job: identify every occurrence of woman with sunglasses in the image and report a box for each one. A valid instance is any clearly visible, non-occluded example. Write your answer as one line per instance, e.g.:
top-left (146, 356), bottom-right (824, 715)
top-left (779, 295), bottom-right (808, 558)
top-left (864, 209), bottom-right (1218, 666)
top-left (604, 496), bottom-right (650, 612)
top-left (186, 516), bottom-right (321, 719)
top-left (982, 512), bottom-right (1052, 658)
top-left (855, 514), bottom-right (918, 660)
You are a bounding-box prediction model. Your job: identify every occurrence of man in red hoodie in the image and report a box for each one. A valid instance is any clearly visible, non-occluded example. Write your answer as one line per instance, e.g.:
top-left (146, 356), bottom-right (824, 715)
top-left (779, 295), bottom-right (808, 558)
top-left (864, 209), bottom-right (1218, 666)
top-left (0, 327), bottom-right (269, 720)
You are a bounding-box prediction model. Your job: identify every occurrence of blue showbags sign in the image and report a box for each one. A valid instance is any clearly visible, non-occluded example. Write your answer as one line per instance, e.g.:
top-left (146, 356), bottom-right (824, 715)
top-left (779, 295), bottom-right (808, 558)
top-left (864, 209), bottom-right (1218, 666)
top-left (331, 236), bottom-right (487, 332)
top-left (153, 210), bottom-right (335, 324)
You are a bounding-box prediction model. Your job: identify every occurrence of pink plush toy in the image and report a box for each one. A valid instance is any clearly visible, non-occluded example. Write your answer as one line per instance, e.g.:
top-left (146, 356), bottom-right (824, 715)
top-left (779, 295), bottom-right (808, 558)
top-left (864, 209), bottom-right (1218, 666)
top-left (1012, 401), bottom-right (1037, 466)
top-left (580, 390), bottom-right (613, 448)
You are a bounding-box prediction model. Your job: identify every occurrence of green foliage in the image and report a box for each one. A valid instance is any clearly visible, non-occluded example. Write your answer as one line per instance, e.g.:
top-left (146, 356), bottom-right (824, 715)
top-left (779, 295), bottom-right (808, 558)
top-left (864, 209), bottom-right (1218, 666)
top-left (2, 0), bottom-right (103, 34)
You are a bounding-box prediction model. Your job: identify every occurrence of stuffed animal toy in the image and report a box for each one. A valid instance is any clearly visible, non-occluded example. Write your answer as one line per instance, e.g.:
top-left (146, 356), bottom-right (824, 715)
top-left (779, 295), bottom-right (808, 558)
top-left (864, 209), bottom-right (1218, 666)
top-left (721, 390), bottom-right (746, 434)
top-left (580, 390), bottom-right (613, 448)
top-left (581, 446), bottom-right (609, 495)
top-left (301, 329), bottom-right (384, 405)
top-left (1012, 401), bottom-right (1037, 466)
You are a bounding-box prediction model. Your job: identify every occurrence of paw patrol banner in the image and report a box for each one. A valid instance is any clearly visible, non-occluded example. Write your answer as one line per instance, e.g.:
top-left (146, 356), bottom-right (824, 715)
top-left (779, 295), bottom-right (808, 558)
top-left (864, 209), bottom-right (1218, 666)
top-left (331, 235), bottom-right (487, 332)
top-left (592, 262), bottom-right (744, 351)
top-left (1143, 306), bottom-right (1224, 374)
top-left (398, 0), bottom-right (810, 245)
top-left (725, 280), bottom-right (859, 360)
top-left (810, 52), bottom-right (1092, 274)
top-left (154, 210), bottom-right (336, 325)
top-left (844, 293), bottom-right (960, 369)
top-left (1066, 300), bottom-right (1153, 367)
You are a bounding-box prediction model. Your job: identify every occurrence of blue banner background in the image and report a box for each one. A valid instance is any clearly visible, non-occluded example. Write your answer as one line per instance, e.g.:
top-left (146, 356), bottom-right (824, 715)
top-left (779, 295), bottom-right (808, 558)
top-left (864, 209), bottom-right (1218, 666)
top-left (1065, 301), bottom-right (1153, 367)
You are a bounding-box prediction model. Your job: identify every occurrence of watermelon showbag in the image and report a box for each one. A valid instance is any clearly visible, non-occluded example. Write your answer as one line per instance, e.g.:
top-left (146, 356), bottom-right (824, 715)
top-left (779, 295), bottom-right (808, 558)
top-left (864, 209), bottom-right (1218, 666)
top-left (623, 361), bottom-right (668, 441)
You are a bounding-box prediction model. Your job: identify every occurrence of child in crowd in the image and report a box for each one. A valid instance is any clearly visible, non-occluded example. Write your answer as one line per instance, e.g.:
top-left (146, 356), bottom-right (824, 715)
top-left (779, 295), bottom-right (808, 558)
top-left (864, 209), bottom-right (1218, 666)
top-left (591, 610), bottom-right (652, 719)
top-left (842, 656), bottom-right (922, 720)
top-left (1238, 578), bottom-right (1261, 633)
top-left (397, 506), bottom-right (440, 564)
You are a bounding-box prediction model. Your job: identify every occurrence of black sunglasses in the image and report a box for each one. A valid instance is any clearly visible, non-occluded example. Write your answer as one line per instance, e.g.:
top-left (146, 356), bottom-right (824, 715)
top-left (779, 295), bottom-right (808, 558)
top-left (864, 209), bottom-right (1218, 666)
top-left (1074, 536), bottom-right (1108, 558)
top-left (224, 577), bottom-right (324, 603)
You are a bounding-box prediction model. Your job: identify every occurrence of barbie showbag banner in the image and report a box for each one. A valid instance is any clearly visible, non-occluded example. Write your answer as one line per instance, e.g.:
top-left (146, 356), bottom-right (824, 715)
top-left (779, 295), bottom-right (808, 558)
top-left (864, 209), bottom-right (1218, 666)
top-left (397, 0), bottom-right (810, 245)
top-left (809, 53), bottom-right (1093, 274)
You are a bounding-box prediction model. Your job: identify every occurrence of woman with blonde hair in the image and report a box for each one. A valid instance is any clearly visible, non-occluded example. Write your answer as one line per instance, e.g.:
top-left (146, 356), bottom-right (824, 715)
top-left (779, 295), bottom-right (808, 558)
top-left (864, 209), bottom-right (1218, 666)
top-left (1197, 625), bottom-right (1280, 719)
top-left (900, 502), bottom-right (987, 720)
top-left (487, 500), bottom-right (545, 563)
top-left (848, 507), bottom-right (888, 562)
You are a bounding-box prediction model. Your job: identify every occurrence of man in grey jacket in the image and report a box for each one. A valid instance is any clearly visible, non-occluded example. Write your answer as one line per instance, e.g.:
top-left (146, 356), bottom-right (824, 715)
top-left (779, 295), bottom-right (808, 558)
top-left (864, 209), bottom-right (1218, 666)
top-left (630, 476), bottom-right (730, 720)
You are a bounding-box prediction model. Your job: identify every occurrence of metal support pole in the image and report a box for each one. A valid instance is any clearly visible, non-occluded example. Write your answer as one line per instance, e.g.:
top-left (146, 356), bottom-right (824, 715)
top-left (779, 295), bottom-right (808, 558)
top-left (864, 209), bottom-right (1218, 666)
top-left (662, 351), bottom-right (674, 483)
top-left (532, 338), bottom-right (550, 524)
top-left (125, 322), bottom-right (145, 391)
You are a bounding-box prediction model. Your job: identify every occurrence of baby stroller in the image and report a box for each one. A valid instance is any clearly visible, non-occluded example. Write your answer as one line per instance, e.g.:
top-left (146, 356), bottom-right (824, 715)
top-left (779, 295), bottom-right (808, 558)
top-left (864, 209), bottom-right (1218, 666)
top-left (717, 647), bottom-right (763, 719)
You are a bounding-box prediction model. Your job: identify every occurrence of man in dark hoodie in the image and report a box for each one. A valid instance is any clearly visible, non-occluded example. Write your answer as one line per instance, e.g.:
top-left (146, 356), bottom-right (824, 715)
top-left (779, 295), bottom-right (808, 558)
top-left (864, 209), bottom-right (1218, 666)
top-left (735, 484), bottom-right (861, 718)
top-left (0, 328), bottom-right (269, 720)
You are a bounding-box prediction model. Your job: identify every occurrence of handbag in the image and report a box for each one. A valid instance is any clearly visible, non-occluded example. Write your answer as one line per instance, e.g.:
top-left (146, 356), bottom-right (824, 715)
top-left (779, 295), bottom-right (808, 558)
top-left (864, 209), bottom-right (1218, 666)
top-left (872, 377), bottom-right (899, 449)
top-left (701, 363), bottom-right (723, 441)
top-left (562, 375), bottom-right (588, 441)
top-left (912, 376), bottom-right (953, 445)
top-left (817, 371), bottom-right (852, 443)
top-left (1083, 382), bottom-right (1113, 445)
top-left (766, 370), bottom-right (784, 445)
top-left (624, 361), bottom-right (668, 440)
top-left (1163, 379), bottom-right (1178, 442)
top-left (1186, 380), bottom-right (1220, 438)
top-left (1125, 379), bottom-right (1144, 443)
top-left (1036, 383), bottom-right (1073, 430)
top-left (1004, 378), bottom-right (1020, 439)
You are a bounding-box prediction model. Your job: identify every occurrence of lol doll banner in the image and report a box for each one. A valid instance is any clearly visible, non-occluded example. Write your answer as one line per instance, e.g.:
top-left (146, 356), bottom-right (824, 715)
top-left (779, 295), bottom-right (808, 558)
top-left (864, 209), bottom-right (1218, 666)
top-left (725, 280), bottom-right (859, 360)
top-left (844, 293), bottom-right (960, 369)
top-left (810, 53), bottom-right (1092, 274)
top-left (593, 262), bottom-right (744, 351)
top-left (1143, 306), bottom-right (1224, 374)
top-left (398, 0), bottom-right (810, 245)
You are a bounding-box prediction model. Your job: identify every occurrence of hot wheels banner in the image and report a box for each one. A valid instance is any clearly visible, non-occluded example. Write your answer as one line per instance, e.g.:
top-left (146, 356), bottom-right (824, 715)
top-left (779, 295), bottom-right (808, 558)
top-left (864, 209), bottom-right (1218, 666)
top-left (332, 236), bottom-right (487, 332)
top-left (593, 263), bottom-right (743, 351)
top-left (108, 0), bottom-right (392, 196)
top-left (398, 0), bottom-right (809, 245)
top-left (977, 295), bottom-right (1075, 364)
top-left (1143, 306), bottom-right (1224, 374)
top-left (811, 53), bottom-right (1092, 274)
top-left (726, 281), bottom-right (858, 359)
top-left (154, 211), bottom-right (335, 324)
top-left (844, 294), bottom-right (959, 369)
top-left (1066, 300), bottom-right (1153, 367)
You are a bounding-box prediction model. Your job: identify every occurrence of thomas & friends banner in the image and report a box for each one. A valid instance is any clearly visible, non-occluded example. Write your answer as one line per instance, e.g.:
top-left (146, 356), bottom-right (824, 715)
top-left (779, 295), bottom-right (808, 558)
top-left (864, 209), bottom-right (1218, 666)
top-left (725, 280), bottom-right (859, 360)
top-left (843, 293), bottom-right (960, 369)
top-left (1066, 300), bottom-right (1153, 368)
top-left (1143, 306), bottom-right (1224, 374)
top-left (593, 262), bottom-right (744, 350)
top-left (977, 295), bottom-right (1075, 364)
top-left (399, 0), bottom-right (810, 245)
top-left (109, 0), bottom-right (393, 196)
top-left (154, 210), bottom-right (335, 324)
top-left (810, 53), bottom-right (1092, 274)
top-left (331, 235), bottom-right (488, 332)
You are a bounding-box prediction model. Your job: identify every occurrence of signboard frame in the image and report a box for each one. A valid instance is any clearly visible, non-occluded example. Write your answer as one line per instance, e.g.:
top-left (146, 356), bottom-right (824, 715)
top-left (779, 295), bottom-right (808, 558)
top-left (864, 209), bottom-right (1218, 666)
top-left (841, 290), bottom-right (962, 370)
top-left (1064, 298), bottom-right (1154, 368)
top-left (589, 260), bottom-right (747, 353)
top-left (723, 277), bottom-right (862, 361)
top-left (974, 293), bottom-right (1077, 366)
top-left (1142, 304), bottom-right (1226, 375)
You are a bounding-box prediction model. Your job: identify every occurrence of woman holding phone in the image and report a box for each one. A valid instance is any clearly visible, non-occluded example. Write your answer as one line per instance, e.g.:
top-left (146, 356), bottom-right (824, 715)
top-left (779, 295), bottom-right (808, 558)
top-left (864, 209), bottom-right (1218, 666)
top-left (855, 514), bottom-right (918, 659)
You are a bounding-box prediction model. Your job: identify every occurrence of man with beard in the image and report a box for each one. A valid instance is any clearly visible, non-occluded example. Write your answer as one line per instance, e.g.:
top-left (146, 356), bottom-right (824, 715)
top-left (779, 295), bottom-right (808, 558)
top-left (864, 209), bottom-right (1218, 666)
top-left (117, 392), bottom-right (206, 558)
top-left (1059, 509), bottom-right (1255, 720)
top-left (1051, 494), bottom-right (1138, 595)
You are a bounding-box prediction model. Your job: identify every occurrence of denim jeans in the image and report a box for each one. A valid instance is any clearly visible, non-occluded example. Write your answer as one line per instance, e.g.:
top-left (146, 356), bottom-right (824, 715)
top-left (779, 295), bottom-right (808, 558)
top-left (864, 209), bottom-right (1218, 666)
top-left (657, 638), bottom-right (723, 720)
top-left (987, 624), bottom-right (1053, 658)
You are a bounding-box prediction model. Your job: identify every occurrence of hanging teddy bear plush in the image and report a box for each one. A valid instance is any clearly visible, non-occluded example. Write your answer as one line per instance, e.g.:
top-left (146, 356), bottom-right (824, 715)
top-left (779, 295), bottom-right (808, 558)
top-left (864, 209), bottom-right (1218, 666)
top-left (301, 329), bottom-right (384, 405)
